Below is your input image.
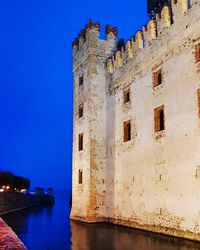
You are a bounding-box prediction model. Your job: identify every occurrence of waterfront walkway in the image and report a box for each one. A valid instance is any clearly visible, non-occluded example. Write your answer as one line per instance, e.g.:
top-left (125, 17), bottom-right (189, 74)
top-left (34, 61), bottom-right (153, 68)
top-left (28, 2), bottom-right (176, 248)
top-left (0, 218), bottom-right (26, 250)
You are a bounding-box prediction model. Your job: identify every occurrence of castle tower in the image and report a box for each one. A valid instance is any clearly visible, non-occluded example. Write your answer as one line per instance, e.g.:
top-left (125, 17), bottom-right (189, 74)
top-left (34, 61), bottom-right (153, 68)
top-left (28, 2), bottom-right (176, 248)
top-left (70, 21), bottom-right (117, 222)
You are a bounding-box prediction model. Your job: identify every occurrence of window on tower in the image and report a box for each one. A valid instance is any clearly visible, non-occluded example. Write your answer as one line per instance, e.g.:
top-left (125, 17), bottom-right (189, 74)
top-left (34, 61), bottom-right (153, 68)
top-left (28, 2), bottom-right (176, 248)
top-left (154, 105), bottom-right (165, 132)
top-left (197, 89), bottom-right (200, 118)
top-left (79, 75), bottom-right (83, 87)
top-left (78, 169), bottom-right (83, 184)
top-left (153, 69), bottom-right (162, 88)
top-left (124, 120), bottom-right (131, 142)
top-left (78, 104), bottom-right (83, 118)
top-left (195, 43), bottom-right (200, 63)
top-left (123, 89), bottom-right (130, 104)
top-left (78, 133), bottom-right (83, 151)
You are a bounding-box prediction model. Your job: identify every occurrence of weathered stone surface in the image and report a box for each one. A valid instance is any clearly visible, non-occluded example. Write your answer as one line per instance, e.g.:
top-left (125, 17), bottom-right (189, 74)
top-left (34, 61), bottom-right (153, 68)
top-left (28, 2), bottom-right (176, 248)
top-left (71, 0), bottom-right (200, 241)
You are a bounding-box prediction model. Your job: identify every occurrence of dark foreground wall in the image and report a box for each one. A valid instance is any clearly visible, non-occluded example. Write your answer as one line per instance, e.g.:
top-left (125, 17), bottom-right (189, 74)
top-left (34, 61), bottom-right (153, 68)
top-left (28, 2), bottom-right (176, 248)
top-left (0, 218), bottom-right (26, 250)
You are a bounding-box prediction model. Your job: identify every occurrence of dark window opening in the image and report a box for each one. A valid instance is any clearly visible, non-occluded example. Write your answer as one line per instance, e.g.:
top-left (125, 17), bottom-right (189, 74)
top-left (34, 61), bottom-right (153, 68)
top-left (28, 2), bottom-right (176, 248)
top-left (159, 110), bottom-right (165, 131)
top-left (124, 89), bottom-right (130, 104)
top-left (195, 43), bottom-right (200, 63)
top-left (197, 89), bottom-right (200, 118)
top-left (157, 72), bottom-right (162, 85)
top-left (124, 120), bottom-right (131, 142)
top-left (78, 133), bottom-right (83, 151)
top-left (79, 104), bottom-right (83, 118)
top-left (153, 69), bottom-right (162, 88)
top-left (188, 0), bottom-right (192, 9)
top-left (79, 75), bottom-right (83, 87)
top-left (79, 170), bottom-right (83, 184)
top-left (154, 105), bottom-right (165, 132)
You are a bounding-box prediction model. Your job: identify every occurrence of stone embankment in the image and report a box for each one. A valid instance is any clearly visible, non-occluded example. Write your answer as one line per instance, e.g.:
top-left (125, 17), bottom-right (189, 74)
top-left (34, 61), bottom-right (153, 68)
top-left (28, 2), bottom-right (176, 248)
top-left (0, 218), bottom-right (26, 250)
top-left (0, 192), bottom-right (54, 216)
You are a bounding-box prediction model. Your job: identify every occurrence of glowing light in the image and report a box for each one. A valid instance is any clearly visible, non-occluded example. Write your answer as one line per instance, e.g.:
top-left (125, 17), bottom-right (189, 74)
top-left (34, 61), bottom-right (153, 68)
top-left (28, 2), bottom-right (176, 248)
top-left (20, 189), bottom-right (27, 194)
top-left (0, 189), bottom-right (4, 192)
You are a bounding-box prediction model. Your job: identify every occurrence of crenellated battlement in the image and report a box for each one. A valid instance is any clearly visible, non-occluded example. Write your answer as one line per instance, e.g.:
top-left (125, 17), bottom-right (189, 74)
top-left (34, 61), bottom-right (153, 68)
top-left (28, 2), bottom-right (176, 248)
top-left (106, 0), bottom-right (197, 75)
top-left (72, 20), bottom-right (100, 50)
top-left (72, 20), bottom-right (118, 71)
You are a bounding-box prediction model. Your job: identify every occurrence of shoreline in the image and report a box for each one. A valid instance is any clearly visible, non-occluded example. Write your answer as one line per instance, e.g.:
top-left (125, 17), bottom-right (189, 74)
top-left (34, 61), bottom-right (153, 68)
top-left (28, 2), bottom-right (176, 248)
top-left (0, 217), bottom-right (26, 250)
top-left (0, 202), bottom-right (42, 217)
top-left (0, 192), bottom-right (55, 216)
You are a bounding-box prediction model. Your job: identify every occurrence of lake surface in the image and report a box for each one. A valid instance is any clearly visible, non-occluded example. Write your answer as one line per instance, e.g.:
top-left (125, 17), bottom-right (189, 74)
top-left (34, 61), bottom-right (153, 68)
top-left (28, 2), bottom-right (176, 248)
top-left (2, 190), bottom-right (200, 250)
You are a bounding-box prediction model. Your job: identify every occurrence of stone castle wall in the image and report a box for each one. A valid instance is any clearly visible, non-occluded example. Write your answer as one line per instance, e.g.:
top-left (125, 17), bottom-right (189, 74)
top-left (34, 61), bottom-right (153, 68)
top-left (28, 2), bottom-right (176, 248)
top-left (71, 0), bottom-right (200, 241)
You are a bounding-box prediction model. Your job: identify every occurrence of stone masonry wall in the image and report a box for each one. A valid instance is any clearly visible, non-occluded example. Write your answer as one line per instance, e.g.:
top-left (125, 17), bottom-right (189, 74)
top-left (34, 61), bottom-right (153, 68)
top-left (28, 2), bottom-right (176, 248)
top-left (71, 0), bottom-right (200, 241)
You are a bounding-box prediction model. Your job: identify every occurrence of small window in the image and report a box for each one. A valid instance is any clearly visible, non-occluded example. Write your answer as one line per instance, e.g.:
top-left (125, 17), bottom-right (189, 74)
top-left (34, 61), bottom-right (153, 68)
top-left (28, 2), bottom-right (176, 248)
top-left (78, 133), bottom-right (83, 151)
top-left (188, 0), bottom-right (192, 9)
top-left (153, 69), bottom-right (162, 88)
top-left (197, 89), bottom-right (200, 118)
top-left (79, 75), bottom-right (83, 87)
top-left (123, 89), bottom-right (130, 104)
top-left (79, 170), bottom-right (83, 184)
top-left (124, 120), bottom-right (131, 142)
top-left (154, 105), bottom-right (165, 132)
top-left (195, 43), bottom-right (200, 63)
top-left (79, 104), bottom-right (83, 118)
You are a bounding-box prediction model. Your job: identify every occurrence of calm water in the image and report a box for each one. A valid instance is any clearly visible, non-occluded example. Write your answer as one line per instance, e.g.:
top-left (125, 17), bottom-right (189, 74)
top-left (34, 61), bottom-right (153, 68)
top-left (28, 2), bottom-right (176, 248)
top-left (2, 190), bottom-right (200, 250)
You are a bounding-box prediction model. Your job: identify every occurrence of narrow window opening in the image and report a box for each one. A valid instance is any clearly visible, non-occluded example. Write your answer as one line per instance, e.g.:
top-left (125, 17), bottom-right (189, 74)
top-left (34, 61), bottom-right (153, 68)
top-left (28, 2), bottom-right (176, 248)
top-left (123, 89), bottom-right (130, 104)
top-left (79, 75), bottom-right (83, 87)
top-left (195, 43), bottom-right (200, 63)
top-left (79, 104), bottom-right (83, 118)
top-left (124, 120), bottom-right (131, 142)
top-left (154, 106), bottom-right (165, 132)
top-left (78, 133), bottom-right (83, 151)
top-left (159, 110), bottom-right (165, 131)
top-left (197, 89), bottom-right (200, 118)
top-left (157, 71), bottom-right (162, 85)
top-left (188, 0), bottom-right (192, 9)
top-left (79, 170), bottom-right (83, 184)
top-left (153, 69), bottom-right (162, 88)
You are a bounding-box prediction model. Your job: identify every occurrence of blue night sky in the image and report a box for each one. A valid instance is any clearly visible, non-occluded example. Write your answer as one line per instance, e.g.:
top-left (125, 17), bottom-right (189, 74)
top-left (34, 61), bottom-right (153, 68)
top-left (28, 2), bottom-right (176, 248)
top-left (0, 0), bottom-right (147, 189)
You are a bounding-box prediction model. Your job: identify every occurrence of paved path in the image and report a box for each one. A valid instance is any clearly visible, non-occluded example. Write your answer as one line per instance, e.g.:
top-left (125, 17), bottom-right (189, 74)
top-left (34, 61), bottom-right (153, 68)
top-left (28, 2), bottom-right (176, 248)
top-left (0, 218), bottom-right (26, 250)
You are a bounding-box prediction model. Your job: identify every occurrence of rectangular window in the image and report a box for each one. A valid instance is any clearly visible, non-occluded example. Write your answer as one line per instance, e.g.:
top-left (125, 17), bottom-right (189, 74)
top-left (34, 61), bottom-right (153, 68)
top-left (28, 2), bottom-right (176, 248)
top-left (79, 104), bottom-right (83, 118)
top-left (123, 89), bottom-right (130, 104)
top-left (197, 89), bottom-right (200, 118)
top-left (124, 120), bottom-right (131, 142)
top-left (154, 105), bottom-right (165, 132)
top-left (195, 43), bottom-right (200, 63)
top-left (78, 133), bottom-right (83, 151)
top-left (79, 75), bottom-right (83, 87)
top-left (152, 69), bottom-right (162, 88)
top-left (79, 169), bottom-right (83, 184)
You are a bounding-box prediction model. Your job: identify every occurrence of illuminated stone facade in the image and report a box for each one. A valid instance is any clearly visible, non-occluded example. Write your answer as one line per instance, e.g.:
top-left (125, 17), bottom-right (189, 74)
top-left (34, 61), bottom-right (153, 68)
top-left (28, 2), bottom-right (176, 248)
top-left (71, 0), bottom-right (200, 241)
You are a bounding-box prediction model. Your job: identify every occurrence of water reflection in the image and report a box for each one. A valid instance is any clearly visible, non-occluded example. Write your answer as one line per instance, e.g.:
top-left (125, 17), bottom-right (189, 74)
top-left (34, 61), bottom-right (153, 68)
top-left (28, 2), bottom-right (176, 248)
top-left (2, 191), bottom-right (200, 250)
top-left (70, 220), bottom-right (200, 250)
top-left (3, 205), bottom-right (54, 236)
